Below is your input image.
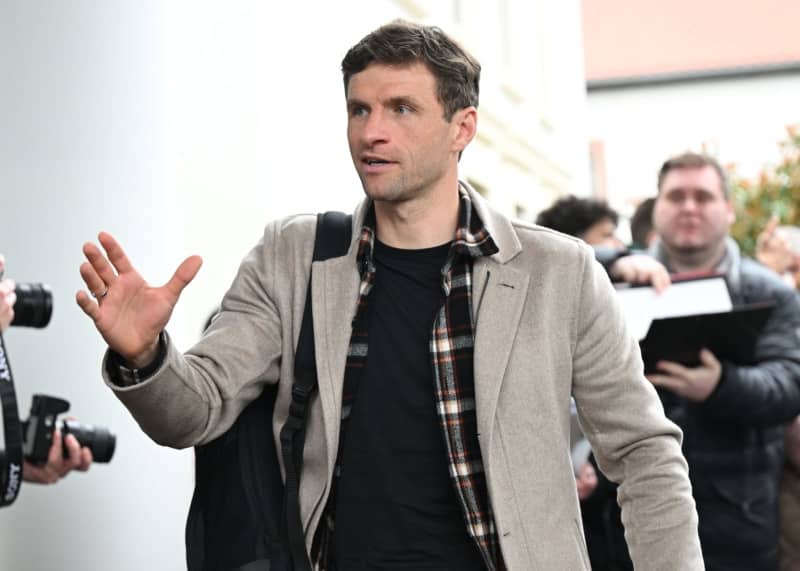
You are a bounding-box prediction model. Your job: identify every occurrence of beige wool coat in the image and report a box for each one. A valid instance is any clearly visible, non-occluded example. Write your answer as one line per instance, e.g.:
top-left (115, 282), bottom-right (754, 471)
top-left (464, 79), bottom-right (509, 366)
top-left (107, 184), bottom-right (703, 570)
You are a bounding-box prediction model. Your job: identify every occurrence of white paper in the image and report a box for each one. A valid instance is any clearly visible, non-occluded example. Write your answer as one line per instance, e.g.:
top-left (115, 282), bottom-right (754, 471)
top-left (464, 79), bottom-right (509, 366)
top-left (615, 276), bottom-right (733, 340)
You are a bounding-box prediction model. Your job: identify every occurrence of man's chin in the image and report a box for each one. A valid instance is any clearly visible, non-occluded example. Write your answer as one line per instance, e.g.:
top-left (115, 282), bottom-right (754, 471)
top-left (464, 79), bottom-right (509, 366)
top-left (672, 242), bottom-right (706, 254)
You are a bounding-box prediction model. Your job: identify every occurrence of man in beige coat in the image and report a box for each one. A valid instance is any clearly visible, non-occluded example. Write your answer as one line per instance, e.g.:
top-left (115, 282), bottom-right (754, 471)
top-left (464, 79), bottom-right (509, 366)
top-left (76, 20), bottom-right (702, 570)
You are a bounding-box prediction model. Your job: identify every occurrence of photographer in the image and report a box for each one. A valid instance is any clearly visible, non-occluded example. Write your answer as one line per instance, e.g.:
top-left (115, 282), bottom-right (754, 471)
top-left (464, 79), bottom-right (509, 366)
top-left (0, 254), bottom-right (93, 484)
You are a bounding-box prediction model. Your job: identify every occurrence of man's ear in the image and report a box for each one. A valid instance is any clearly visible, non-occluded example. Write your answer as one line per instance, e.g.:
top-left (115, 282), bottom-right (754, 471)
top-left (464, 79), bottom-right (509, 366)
top-left (726, 199), bottom-right (736, 225)
top-left (451, 106), bottom-right (478, 154)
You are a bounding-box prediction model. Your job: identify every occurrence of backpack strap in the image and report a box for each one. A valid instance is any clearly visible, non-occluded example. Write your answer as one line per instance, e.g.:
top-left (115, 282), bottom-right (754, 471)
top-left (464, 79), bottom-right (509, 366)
top-left (281, 211), bottom-right (352, 571)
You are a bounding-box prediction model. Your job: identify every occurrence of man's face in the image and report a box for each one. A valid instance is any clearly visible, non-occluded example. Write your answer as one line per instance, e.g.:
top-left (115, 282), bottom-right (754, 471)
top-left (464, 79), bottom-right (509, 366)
top-left (581, 218), bottom-right (623, 248)
top-left (653, 165), bottom-right (735, 256)
top-left (346, 62), bottom-right (468, 204)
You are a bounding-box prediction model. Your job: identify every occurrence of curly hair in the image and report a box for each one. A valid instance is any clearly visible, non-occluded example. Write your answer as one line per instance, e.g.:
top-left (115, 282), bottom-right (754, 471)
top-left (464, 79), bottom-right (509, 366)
top-left (535, 195), bottom-right (618, 238)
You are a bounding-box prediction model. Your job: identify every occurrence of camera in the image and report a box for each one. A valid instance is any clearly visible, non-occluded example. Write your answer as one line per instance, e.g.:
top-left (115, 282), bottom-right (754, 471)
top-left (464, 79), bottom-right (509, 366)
top-left (0, 281), bottom-right (116, 506)
top-left (11, 282), bottom-right (53, 328)
top-left (22, 395), bottom-right (116, 464)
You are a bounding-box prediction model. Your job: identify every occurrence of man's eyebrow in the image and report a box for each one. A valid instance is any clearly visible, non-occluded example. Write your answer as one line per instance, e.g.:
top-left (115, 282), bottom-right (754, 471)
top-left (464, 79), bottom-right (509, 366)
top-left (385, 95), bottom-right (422, 108)
top-left (346, 97), bottom-right (369, 109)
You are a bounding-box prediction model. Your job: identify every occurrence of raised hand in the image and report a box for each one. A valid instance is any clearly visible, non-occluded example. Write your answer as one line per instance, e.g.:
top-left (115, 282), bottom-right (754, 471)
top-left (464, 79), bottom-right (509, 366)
top-left (76, 232), bottom-right (202, 366)
top-left (756, 216), bottom-right (797, 276)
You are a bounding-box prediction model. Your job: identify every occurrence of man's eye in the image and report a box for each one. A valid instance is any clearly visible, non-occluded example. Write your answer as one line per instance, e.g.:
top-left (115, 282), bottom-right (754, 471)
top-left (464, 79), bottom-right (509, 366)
top-left (395, 105), bottom-right (412, 115)
top-left (350, 107), bottom-right (368, 117)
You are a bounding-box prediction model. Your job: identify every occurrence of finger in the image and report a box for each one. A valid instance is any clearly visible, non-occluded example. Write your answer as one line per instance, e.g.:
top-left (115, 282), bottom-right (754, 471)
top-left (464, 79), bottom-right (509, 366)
top-left (47, 429), bottom-right (65, 471)
top-left (654, 359), bottom-right (692, 377)
top-left (98, 232), bottom-right (135, 274)
top-left (82, 242), bottom-right (118, 286)
top-left (758, 216), bottom-right (779, 246)
top-left (79, 261), bottom-right (107, 299)
top-left (647, 374), bottom-right (686, 395)
top-left (699, 348), bottom-right (719, 367)
top-left (652, 268), bottom-right (672, 294)
top-left (78, 447), bottom-right (93, 471)
top-left (765, 215), bottom-right (780, 237)
top-left (62, 433), bottom-right (83, 473)
top-left (0, 254), bottom-right (5, 274)
top-left (75, 290), bottom-right (101, 322)
top-left (165, 255), bottom-right (203, 298)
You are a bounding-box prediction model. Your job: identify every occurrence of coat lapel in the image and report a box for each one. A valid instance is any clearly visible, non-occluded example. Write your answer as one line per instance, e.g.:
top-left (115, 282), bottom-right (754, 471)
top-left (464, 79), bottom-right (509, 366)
top-left (473, 259), bottom-right (529, 450)
top-left (311, 253), bottom-right (360, 471)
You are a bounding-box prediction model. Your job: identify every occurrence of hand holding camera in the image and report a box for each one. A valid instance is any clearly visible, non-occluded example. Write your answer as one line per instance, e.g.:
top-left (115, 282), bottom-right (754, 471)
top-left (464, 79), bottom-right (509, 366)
top-left (76, 232), bottom-right (202, 367)
top-left (22, 426), bottom-right (93, 484)
top-left (1, 254), bottom-right (116, 503)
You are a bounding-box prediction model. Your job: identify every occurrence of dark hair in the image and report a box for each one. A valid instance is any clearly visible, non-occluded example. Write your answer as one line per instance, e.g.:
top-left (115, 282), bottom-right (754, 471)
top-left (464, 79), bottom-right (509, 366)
top-left (630, 197), bottom-right (656, 248)
top-left (657, 152), bottom-right (729, 198)
top-left (341, 20), bottom-right (480, 120)
top-left (535, 195), bottom-right (618, 238)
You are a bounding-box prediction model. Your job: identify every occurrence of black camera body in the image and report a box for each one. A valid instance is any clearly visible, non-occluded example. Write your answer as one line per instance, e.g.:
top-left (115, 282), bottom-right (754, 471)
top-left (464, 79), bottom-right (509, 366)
top-left (22, 395), bottom-right (116, 464)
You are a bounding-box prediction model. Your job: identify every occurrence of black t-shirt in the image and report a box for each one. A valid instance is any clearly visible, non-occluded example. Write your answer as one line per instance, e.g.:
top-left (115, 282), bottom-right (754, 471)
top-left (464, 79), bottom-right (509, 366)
top-left (332, 240), bottom-right (486, 571)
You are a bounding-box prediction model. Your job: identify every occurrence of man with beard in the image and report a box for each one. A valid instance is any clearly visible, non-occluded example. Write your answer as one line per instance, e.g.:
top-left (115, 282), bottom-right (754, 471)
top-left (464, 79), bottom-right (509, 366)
top-left (602, 152), bottom-right (800, 570)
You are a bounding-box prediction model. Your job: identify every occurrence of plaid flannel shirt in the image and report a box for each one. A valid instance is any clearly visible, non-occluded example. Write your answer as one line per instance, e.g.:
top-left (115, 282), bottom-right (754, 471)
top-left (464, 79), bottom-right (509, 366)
top-left (315, 187), bottom-right (505, 570)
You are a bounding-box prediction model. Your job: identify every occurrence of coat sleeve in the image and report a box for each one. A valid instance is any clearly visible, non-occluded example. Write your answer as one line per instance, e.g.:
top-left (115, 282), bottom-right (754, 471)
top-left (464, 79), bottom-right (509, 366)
top-left (570, 243), bottom-right (704, 570)
top-left (103, 219), bottom-right (291, 448)
top-left (702, 284), bottom-right (800, 426)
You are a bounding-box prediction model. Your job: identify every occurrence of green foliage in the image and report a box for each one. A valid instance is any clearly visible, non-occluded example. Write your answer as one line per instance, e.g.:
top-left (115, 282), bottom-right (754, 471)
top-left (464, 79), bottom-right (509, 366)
top-left (730, 125), bottom-right (800, 256)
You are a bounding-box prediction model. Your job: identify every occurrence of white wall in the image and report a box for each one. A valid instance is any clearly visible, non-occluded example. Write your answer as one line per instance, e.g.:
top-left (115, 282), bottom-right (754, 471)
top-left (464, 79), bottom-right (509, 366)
top-left (588, 72), bottom-right (800, 215)
top-left (0, 1), bottom-right (588, 569)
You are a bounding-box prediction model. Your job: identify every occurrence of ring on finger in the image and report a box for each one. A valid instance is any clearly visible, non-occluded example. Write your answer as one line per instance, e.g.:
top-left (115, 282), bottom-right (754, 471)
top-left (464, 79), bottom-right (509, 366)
top-left (91, 288), bottom-right (109, 300)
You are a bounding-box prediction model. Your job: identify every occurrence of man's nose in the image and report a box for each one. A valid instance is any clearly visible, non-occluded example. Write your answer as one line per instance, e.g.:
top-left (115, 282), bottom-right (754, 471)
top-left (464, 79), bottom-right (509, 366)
top-left (679, 197), bottom-right (699, 212)
top-left (361, 110), bottom-right (389, 145)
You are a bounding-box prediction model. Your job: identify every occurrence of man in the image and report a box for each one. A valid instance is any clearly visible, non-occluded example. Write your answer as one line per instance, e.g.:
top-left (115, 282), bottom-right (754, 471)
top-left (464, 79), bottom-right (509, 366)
top-left (76, 21), bottom-right (702, 570)
top-left (0, 254), bottom-right (93, 484)
top-left (614, 152), bottom-right (800, 570)
top-left (630, 197), bottom-right (656, 250)
top-left (535, 195), bottom-right (623, 248)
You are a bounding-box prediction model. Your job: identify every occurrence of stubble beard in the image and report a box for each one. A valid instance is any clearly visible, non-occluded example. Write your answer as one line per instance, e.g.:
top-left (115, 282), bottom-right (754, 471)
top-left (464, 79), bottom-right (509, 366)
top-left (361, 170), bottom-right (421, 205)
top-left (663, 232), bottom-right (728, 270)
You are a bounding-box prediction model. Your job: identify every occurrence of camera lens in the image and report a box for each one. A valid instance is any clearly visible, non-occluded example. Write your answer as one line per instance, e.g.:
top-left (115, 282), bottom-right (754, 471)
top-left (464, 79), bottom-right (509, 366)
top-left (11, 283), bottom-right (53, 328)
top-left (61, 419), bottom-right (116, 463)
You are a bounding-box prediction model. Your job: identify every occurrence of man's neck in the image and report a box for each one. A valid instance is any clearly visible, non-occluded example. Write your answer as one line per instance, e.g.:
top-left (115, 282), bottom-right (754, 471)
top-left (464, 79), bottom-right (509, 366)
top-left (374, 185), bottom-right (460, 249)
top-left (664, 240), bottom-right (727, 274)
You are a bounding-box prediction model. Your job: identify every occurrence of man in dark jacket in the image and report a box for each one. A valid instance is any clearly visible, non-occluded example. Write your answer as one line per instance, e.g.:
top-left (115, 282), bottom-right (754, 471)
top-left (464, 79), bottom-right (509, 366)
top-left (633, 152), bottom-right (800, 570)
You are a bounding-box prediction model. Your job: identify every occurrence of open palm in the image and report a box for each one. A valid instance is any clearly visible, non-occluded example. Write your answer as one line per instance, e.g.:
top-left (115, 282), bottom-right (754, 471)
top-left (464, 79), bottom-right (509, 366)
top-left (76, 232), bottom-right (202, 366)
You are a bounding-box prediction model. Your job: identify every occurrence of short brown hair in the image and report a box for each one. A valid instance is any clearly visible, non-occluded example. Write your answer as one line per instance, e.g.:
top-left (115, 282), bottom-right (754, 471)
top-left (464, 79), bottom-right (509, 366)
top-left (657, 152), bottom-right (729, 198)
top-left (341, 20), bottom-right (480, 120)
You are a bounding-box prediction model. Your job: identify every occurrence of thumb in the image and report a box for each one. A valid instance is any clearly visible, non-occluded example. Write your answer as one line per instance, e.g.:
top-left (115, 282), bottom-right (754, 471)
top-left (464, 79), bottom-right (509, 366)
top-left (699, 348), bottom-right (719, 368)
top-left (165, 255), bottom-right (203, 298)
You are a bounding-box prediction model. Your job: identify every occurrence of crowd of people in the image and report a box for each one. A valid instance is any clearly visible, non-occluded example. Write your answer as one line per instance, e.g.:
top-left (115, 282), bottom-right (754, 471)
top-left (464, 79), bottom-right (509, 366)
top-left (536, 155), bottom-right (800, 571)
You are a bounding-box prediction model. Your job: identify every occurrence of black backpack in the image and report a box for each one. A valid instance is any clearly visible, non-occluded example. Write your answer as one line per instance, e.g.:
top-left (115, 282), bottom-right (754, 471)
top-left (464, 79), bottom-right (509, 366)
top-left (186, 212), bottom-right (353, 571)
